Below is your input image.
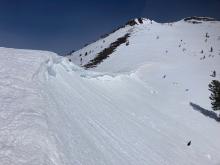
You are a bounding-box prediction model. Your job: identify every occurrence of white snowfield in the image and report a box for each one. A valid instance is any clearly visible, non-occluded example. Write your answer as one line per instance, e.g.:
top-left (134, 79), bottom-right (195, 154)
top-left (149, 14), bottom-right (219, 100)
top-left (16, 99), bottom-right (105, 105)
top-left (1, 17), bottom-right (220, 165)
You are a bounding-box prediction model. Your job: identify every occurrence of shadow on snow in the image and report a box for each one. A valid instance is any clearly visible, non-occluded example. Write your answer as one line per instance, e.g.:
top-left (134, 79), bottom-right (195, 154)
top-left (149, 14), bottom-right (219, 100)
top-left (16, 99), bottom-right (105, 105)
top-left (190, 102), bottom-right (220, 122)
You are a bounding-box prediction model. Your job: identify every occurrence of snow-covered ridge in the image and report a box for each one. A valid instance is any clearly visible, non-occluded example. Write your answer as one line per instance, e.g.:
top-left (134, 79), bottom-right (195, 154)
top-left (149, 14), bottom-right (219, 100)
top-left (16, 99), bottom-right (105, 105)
top-left (67, 18), bottom-right (153, 67)
top-left (0, 16), bottom-right (220, 165)
top-left (0, 48), bottom-right (61, 165)
top-left (66, 18), bottom-right (147, 55)
top-left (68, 17), bottom-right (220, 72)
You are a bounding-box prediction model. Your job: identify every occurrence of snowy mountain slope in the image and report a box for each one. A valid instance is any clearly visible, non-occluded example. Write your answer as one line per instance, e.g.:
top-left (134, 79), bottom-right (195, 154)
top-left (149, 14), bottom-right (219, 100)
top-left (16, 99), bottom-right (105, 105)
top-left (68, 17), bottom-right (220, 108)
top-left (69, 17), bottom-right (220, 72)
top-left (0, 17), bottom-right (220, 165)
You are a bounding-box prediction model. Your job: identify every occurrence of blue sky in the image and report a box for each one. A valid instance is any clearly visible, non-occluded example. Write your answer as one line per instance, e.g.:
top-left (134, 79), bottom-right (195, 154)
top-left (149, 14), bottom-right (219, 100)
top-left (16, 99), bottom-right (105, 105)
top-left (0, 0), bottom-right (219, 54)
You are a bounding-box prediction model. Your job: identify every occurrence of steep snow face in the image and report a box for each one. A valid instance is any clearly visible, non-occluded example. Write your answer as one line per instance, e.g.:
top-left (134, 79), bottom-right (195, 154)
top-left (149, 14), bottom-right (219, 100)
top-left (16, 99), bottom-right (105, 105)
top-left (0, 18), bottom-right (220, 165)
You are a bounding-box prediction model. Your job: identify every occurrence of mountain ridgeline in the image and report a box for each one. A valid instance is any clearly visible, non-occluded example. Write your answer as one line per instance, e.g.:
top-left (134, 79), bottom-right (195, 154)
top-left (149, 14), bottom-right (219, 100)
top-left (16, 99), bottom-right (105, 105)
top-left (67, 17), bottom-right (220, 72)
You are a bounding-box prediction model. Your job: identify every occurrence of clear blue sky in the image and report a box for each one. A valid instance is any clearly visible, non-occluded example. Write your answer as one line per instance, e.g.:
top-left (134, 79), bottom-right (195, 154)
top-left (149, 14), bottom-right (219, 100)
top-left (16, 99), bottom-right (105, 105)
top-left (0, 0), bottom-right (219, 54)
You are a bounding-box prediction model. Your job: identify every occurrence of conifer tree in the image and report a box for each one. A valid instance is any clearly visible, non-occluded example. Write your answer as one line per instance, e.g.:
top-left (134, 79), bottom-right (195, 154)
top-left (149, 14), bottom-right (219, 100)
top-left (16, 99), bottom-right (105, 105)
top-left (209, 80), bottom-right (220, 111)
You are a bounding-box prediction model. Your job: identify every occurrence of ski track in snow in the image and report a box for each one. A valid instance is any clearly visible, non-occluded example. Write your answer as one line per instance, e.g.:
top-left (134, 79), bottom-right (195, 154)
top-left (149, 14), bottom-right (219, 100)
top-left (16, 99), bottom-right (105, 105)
top-left (1, 18), bottom-right (220, 165)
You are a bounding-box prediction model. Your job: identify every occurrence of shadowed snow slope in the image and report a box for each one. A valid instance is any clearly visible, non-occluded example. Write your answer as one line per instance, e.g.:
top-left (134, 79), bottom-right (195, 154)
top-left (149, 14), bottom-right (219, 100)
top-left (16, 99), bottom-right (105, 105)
top-left (1, 17), bottom-right (220, 165)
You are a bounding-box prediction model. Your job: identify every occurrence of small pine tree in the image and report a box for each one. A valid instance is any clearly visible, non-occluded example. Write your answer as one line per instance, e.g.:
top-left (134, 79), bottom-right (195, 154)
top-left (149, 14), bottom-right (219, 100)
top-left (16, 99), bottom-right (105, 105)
top-left (205, 33), bottom-right (209, 38)
top-left (209, 80), bottom-right (220, 111)
top-left (210, 70), bottom-right (216, 77)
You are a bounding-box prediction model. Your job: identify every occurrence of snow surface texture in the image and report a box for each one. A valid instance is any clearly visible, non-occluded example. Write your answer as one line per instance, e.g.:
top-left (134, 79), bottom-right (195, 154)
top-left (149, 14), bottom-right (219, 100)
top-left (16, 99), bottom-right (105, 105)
top-left (1, 18), bottom-right (220, 165)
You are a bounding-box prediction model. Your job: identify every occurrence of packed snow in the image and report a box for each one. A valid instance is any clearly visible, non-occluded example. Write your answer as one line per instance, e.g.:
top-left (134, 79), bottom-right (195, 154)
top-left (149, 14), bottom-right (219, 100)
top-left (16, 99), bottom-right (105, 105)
top-left (1, 17), bottom-right (220, 165)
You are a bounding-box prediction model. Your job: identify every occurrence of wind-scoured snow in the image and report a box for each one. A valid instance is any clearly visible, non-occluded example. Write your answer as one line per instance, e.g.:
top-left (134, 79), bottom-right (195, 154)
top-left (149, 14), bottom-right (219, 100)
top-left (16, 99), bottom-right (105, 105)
top-left (1, 17), bottom-right (220, 165)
